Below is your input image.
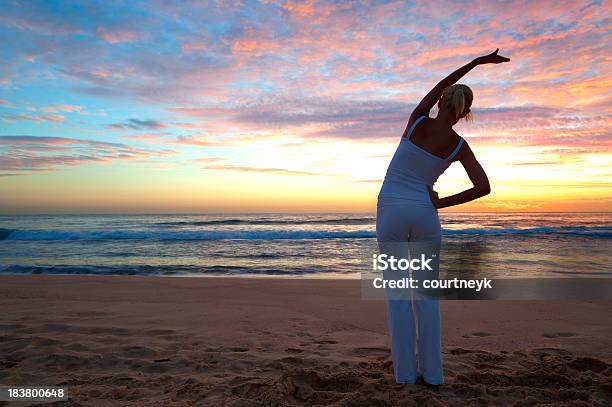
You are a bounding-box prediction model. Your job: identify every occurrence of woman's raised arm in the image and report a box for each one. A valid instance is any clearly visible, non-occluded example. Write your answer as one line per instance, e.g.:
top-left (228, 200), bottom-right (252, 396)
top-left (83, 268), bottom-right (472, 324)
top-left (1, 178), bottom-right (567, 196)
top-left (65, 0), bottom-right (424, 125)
top-left (406, 49), bottom-right (511, 127)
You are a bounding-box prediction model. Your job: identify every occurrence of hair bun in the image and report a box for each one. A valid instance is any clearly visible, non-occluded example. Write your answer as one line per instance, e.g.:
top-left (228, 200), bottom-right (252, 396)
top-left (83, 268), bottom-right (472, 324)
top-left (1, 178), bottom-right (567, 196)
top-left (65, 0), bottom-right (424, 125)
top-left (441, 84), bottom-right (473, 121)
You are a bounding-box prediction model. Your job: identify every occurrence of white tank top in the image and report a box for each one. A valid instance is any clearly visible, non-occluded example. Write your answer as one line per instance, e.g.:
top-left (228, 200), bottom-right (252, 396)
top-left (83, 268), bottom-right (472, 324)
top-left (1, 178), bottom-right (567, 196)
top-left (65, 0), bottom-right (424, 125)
top-left (378, 115), bottom-right (464, 204)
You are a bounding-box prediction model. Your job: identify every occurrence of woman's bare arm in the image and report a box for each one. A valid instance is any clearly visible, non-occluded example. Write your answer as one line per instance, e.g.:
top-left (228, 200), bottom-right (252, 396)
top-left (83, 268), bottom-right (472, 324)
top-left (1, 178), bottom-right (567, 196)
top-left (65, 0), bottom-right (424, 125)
top-left (428, 142), bottom-right (490, 209)
top-left (408, 60), bottom-right (478, 123)
top-left (403, 49), bottom-right (511, 136)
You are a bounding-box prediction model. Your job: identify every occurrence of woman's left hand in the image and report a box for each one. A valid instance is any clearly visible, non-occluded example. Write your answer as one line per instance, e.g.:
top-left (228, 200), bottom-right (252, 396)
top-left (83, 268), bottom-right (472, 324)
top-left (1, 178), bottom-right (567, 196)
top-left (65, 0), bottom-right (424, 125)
top-left (474, 48), bottom-right (510, 65)
top-left (427, 186), bottom-right (440, 208)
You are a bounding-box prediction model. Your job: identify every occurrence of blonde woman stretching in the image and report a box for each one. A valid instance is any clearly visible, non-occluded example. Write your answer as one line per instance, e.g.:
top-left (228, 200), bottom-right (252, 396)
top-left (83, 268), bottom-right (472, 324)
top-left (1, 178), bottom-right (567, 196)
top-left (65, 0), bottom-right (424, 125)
top-left (376, 49), bottom-right (510, 386)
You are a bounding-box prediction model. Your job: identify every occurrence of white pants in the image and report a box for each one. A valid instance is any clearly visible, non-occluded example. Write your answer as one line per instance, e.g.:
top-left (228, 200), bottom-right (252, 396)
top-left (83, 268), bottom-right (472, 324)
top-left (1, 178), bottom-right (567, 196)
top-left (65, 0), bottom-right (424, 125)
top-left (376, 199), bottom-right (443, 385)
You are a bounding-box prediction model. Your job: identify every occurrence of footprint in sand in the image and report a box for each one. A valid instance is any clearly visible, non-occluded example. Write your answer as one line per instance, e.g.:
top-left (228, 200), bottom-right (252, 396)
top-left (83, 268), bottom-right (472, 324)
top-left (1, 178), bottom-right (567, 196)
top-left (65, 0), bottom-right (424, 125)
top-left (31, 336), bottom-right (61, 346)
top-left (462, 332), bottom-right (493, 338)
top-left (314, 339), bottom-right (337, 345)
top-left (351, 347), bottom-right (389, 358)
top-left (542, 332), bottom-right (576, 338)
top-left (449, 347), bottom-right (481, 355)
top-left (121, 345), bottom-right (158, 358)
top-left (533, 347), bottom-right (573, 357)
top-left (228, 376), bottom-right (272, 399)
top-left (73, 311), bottom-right (113, 317)
top-left (568, 357), bottom-right (609, 373)
top-left (145, 328), bottom-right (177, 336)
top-left (205, 346), bottom-right (249, 353)
top-left (256, 341), bottom-right (276, 353)
top-left (0, 323), bottom-right (27, 330)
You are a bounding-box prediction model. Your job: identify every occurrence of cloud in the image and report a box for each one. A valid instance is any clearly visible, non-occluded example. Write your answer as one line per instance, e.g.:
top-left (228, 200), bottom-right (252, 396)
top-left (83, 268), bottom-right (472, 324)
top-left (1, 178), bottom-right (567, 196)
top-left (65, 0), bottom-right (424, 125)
top-left (181, 42), bottom-right (207, 53)
top-left (0, 135), bottom-right (177, 174)
top-left (96, 26), bottom-right (140, 43)
top-left (168, 100), bottom-right (612, 153)
top-left (123, 132), bottom-right (174, 142)
top-left (516, 182), bottom-right (612, 189)
top-left (108, 119), bottom-right (167, 130)
top-left (0, 136), bottom-right (91, 145)
top-left (351, 178), bottom-right (383, 183)
top-left (174, 135), bottom-right (218, 147)
top-left (42, 104), bottom-right (84, 113)
top-left (122, 132), bottom-right (223, 147)
top-left (191, 157), bottom-right (225, 163)
top-left (0, 0), bottom-right (609, 205)
top-left (1, 113), bottom-right (65, 123)
top-left (203, 165), bottom-right (323, 176)
top-left (169, 97), bottom-right (413, 140)
top-left (481, 201), bottom-right (541, 210)
top-left (1, 0), bottom-right (608, 110)
top-left (513, 161), bottom-right (567, 166)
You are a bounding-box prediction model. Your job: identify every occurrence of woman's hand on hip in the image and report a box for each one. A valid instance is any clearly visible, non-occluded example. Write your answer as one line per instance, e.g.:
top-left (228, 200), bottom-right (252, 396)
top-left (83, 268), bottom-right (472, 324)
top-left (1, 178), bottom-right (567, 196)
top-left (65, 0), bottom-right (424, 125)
top-left (427, 186), bottom-right (440, 209)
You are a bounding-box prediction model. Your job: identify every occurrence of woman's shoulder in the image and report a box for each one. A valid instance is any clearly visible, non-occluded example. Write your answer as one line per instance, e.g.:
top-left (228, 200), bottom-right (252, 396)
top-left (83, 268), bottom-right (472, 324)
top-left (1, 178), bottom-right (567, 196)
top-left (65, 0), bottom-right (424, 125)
top-left (408, 113), bottom-right (429, 126)
top-left (451, 128), bottom-right (463, 140)
top-left (449, 129), bottom-right (464, 148)
top-left (402, 113), bottom-right (429, 138)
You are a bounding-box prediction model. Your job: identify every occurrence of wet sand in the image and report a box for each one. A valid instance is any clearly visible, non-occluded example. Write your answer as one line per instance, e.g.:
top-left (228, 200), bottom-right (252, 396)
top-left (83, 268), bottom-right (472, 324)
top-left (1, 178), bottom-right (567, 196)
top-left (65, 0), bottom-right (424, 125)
top-left (1, 275), bottom-right (611, 406)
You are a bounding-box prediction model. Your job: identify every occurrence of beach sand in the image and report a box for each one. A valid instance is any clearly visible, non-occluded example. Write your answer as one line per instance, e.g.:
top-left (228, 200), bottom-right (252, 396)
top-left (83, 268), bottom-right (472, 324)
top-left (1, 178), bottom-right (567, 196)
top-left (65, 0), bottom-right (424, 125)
top-left (1, 275), bottom-right (611, 406)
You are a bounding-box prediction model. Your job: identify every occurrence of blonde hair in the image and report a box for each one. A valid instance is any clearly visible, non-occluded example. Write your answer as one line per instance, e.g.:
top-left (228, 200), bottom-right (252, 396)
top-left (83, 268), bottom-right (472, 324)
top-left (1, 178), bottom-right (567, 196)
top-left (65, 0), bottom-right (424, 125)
top-left (440, 84), bottom-right (473, 122)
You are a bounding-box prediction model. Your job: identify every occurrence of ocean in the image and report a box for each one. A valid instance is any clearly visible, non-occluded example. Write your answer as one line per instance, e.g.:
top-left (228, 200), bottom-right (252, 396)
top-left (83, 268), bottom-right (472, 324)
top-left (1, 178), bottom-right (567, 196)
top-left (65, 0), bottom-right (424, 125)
top-left (0, 213), bottom-right (610, 278)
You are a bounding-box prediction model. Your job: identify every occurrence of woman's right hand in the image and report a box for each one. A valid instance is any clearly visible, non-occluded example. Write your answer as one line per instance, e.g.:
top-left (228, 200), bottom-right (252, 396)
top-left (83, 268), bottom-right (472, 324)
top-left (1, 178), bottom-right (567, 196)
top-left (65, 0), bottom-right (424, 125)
top-left (474, 48), bottom-right (510, 65)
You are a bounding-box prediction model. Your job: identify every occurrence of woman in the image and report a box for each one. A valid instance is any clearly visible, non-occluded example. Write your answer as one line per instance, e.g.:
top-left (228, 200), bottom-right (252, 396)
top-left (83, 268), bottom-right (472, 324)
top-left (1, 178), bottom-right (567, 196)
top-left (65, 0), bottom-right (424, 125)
top-left (376, 48), bottom-right (510, 386)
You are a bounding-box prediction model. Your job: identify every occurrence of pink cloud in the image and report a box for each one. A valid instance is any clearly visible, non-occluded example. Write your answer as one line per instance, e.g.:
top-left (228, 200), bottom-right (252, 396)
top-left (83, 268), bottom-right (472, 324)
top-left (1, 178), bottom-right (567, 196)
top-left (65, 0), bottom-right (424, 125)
top-left (0, 136), bottom-right (81, 145)
top-left (181, 42), bottom-right (207, 53)
top-left (123, 132), bottom-right (174, 142)
top-left (174, 135), bottom-right (218, 147)
top-left (1, 0), bottom-right (609, 184)
top-left (42, 104), bottom-right (84, 113)
top-left (108, 118), bottom-right (166, 130)
top-left (123, 132), bottom-right (224, 148)
top-left (1, 113), bottom-right (65, 122)
top-left (203, 164), bottom-right (322, 176)
top-left (0, 136), bottom-right (178, 174)
top-left (96, 26), bottom-right (140, 43)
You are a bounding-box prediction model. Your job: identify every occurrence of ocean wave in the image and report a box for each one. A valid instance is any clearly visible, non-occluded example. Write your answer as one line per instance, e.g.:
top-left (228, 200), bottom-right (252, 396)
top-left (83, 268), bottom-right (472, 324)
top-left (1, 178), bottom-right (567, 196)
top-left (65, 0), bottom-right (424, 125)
top-left (0, 264), bottom-right (339, 276)
top-left (0, 226), bottom-right (610, 241)
top-left (444, 226), bottom-right (612, 237)
top-left (0, 228), bottom-right (13, 240)
top-left (154, 217), bottom-right (375, 226)
top-left (1, 229), bottom-right (376, 241)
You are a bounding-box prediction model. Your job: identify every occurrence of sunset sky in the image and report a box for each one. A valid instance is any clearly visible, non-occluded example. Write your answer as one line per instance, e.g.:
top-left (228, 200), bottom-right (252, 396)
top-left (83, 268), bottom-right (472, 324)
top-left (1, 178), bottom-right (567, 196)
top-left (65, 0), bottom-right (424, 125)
top-left (0, 0), bottom-right (610, 213)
